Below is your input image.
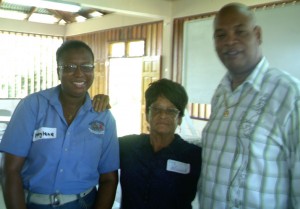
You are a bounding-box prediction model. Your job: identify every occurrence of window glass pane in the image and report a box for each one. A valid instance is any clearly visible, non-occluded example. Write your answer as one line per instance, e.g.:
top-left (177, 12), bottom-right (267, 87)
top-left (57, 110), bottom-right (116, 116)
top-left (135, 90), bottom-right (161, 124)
top-left (188, 103), bottom-right (211, 120)
top-left (127, 41), bottom-right (145, 57)
top-left (109, 42), bottom-right (125, 57)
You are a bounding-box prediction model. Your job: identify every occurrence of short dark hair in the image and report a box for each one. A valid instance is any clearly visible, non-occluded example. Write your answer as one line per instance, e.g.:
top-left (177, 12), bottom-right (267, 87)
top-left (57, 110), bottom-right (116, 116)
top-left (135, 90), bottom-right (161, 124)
top-left (214, 3), bottom-right (256, 28)
top-left (56, 40), bottom-right (94, 64)
top-left (145, 78), bottom-right (188, 117)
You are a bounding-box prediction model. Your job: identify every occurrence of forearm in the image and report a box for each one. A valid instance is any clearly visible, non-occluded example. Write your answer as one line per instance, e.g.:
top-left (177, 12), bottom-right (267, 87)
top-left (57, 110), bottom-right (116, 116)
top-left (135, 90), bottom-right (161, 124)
top-left (1, 153), bottom-right (27, 209)
top-left (2, 172), bottom-right (27, 209)
top-left (93, 171), bottom-right (118, 209)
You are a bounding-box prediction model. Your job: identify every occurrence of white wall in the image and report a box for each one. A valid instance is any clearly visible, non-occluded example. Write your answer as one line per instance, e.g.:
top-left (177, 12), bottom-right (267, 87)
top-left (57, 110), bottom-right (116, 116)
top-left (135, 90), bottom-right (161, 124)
top-left (182, 2), bottom-right (300, 104)
top-left (172, 0), bottom-right (283, 18)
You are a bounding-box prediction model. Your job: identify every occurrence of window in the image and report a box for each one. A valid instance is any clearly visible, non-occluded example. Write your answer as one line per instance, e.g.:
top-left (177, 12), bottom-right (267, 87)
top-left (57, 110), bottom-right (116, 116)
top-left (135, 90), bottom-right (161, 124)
top-left (109, 40), bottom-right (145, 58)
top-left (0, 31), bottom-right (63, 98)
top-left (109, 42), bottom-right (125, 57)
top-left (127, 41), bottom-right (145, 57)
top-left (188, 103), bottom-right (211, 121)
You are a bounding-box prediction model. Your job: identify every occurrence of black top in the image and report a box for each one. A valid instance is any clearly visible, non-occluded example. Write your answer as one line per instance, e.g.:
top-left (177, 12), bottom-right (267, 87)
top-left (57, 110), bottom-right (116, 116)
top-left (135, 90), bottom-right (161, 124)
top-left (119, 134), bottom-right (202, 209)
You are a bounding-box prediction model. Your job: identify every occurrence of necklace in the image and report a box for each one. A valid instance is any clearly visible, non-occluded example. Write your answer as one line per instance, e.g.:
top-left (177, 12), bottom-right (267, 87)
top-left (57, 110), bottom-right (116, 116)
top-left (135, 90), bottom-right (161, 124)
top-left (223, 92), bottom-right (232, 118)
top-left (66, 112), bottom-right (77, 121)
top-left (59, 94), bottom-right (83, 124)
top-left (64, 105), bottom-right (81, 123)
top-left (223, 88), bottom-right (251, 118)
top-left (223, 104), bottom-right (230, 117)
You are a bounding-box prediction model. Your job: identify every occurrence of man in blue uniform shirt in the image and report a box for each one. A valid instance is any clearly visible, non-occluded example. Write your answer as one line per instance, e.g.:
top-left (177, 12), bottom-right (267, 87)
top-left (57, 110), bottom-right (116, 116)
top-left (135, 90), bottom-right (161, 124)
top-left (0, 40), bottom-right (119, 209)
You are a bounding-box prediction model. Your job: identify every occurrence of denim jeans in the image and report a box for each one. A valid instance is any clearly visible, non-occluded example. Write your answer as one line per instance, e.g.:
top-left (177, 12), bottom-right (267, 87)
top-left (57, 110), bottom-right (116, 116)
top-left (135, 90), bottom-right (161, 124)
top-left (26, 188), bottom-right (97, 209)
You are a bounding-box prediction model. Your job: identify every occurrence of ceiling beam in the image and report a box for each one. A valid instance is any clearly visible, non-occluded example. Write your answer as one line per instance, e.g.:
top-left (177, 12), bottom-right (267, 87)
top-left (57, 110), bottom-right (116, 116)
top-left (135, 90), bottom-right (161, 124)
top-left (63, 0), bottom-right (172, 18)
top-left (48, 9), bottom-right (74, 23)
top-left (25, 6), bottom-right (37, 20)
top-left (48, 9), bottom-right (65, 23)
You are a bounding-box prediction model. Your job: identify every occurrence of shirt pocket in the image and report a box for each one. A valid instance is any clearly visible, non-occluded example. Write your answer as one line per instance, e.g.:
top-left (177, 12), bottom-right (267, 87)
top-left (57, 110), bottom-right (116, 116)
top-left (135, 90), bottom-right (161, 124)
top-left (70, 131), bottom-right (103, 172)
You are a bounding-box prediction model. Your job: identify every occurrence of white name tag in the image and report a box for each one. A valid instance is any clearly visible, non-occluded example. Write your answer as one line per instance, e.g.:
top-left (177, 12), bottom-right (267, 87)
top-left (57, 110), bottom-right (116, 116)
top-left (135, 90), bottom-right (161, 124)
top-left (166, 159), bottom-right (190, 174)
top-left (33, 127), bottom-right (57, 142)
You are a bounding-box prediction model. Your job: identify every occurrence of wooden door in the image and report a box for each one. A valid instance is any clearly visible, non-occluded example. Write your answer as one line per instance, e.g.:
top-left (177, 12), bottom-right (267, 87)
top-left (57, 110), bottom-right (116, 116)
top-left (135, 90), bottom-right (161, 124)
top-left (89, 56), bottom-right (161, 134)
top-left (88, 61), bottom-right (107, 98)
top-left (141, 56), bottom-right (161, 133)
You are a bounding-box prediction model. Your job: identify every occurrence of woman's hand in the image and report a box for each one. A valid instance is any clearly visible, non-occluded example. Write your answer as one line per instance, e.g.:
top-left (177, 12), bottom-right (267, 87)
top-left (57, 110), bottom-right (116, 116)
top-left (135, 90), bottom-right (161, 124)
top-left (92, 94), bottom-right (111, 112)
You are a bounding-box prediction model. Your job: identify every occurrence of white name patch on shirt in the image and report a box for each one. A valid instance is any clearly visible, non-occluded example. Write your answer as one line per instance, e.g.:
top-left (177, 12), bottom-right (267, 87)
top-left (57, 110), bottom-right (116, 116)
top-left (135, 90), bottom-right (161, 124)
top-left (33, 127), bottom-right (57, 142)
top-left (166, 159), bottom-right (190, 174)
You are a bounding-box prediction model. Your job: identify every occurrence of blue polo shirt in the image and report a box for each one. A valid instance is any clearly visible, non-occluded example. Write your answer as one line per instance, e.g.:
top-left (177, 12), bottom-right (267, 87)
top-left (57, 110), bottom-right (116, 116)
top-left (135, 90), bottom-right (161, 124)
top-left (0, 85), bottom-right (119, 194)
top-left (119, 134), bottom-right (201, 209)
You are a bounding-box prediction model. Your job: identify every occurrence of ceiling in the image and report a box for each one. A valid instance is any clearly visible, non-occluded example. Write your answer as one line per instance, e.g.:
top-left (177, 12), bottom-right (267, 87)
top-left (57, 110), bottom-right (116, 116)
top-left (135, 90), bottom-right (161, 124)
top-left (0, 0), bottom-right (113, 24)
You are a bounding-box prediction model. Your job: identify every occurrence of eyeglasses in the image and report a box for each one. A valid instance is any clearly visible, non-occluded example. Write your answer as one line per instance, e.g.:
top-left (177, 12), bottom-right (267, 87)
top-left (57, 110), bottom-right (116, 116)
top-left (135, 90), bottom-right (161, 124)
top-left (149, 105), bottom-right (180, 118)
top-left (58, 64), bottom-right (94, 73)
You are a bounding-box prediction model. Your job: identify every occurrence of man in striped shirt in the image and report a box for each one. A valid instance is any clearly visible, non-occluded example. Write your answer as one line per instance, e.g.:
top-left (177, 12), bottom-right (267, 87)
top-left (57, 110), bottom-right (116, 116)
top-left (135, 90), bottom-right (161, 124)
top-left (199, 3), bottom-right (300, 209)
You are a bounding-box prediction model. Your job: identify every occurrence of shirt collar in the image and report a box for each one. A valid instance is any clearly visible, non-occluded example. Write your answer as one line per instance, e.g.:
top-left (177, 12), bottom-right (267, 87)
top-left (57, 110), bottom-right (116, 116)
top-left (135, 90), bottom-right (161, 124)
top-left (246, 57), bottom-right (269, 92)
top-left (142, 134), bottom-right (184, 154)
top-left (216, 57), bottom-right (269, 96)
top-left (41, 85), bottom-right (93, 112)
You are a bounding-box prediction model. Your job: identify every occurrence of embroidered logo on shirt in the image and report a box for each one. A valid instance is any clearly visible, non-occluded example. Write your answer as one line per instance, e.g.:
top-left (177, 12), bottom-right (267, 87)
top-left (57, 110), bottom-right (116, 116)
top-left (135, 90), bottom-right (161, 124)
top-left (89, 121), bottom-right (105, 135)
top-left (33, 127), bottom-right (57, 142)
top-left (166, 159), bottom-right (190, 174)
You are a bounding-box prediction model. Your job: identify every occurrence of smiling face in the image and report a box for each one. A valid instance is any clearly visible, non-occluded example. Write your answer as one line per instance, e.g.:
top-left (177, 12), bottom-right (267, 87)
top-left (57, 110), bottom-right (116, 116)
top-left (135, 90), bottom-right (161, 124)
top-left (147, 96), bottom-right (182, 136)
top-left (57, 47), bottom-right (94, 99)
top-left (213, 4), bottom-right (262, 80)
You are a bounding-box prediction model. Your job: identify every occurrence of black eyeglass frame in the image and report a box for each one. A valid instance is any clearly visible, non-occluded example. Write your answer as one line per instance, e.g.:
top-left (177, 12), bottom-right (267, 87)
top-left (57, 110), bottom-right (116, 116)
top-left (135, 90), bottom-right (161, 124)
top-left (57, 64), bottom-right (95, 73)
top-left (149, 105), bottom-right (180, 118)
